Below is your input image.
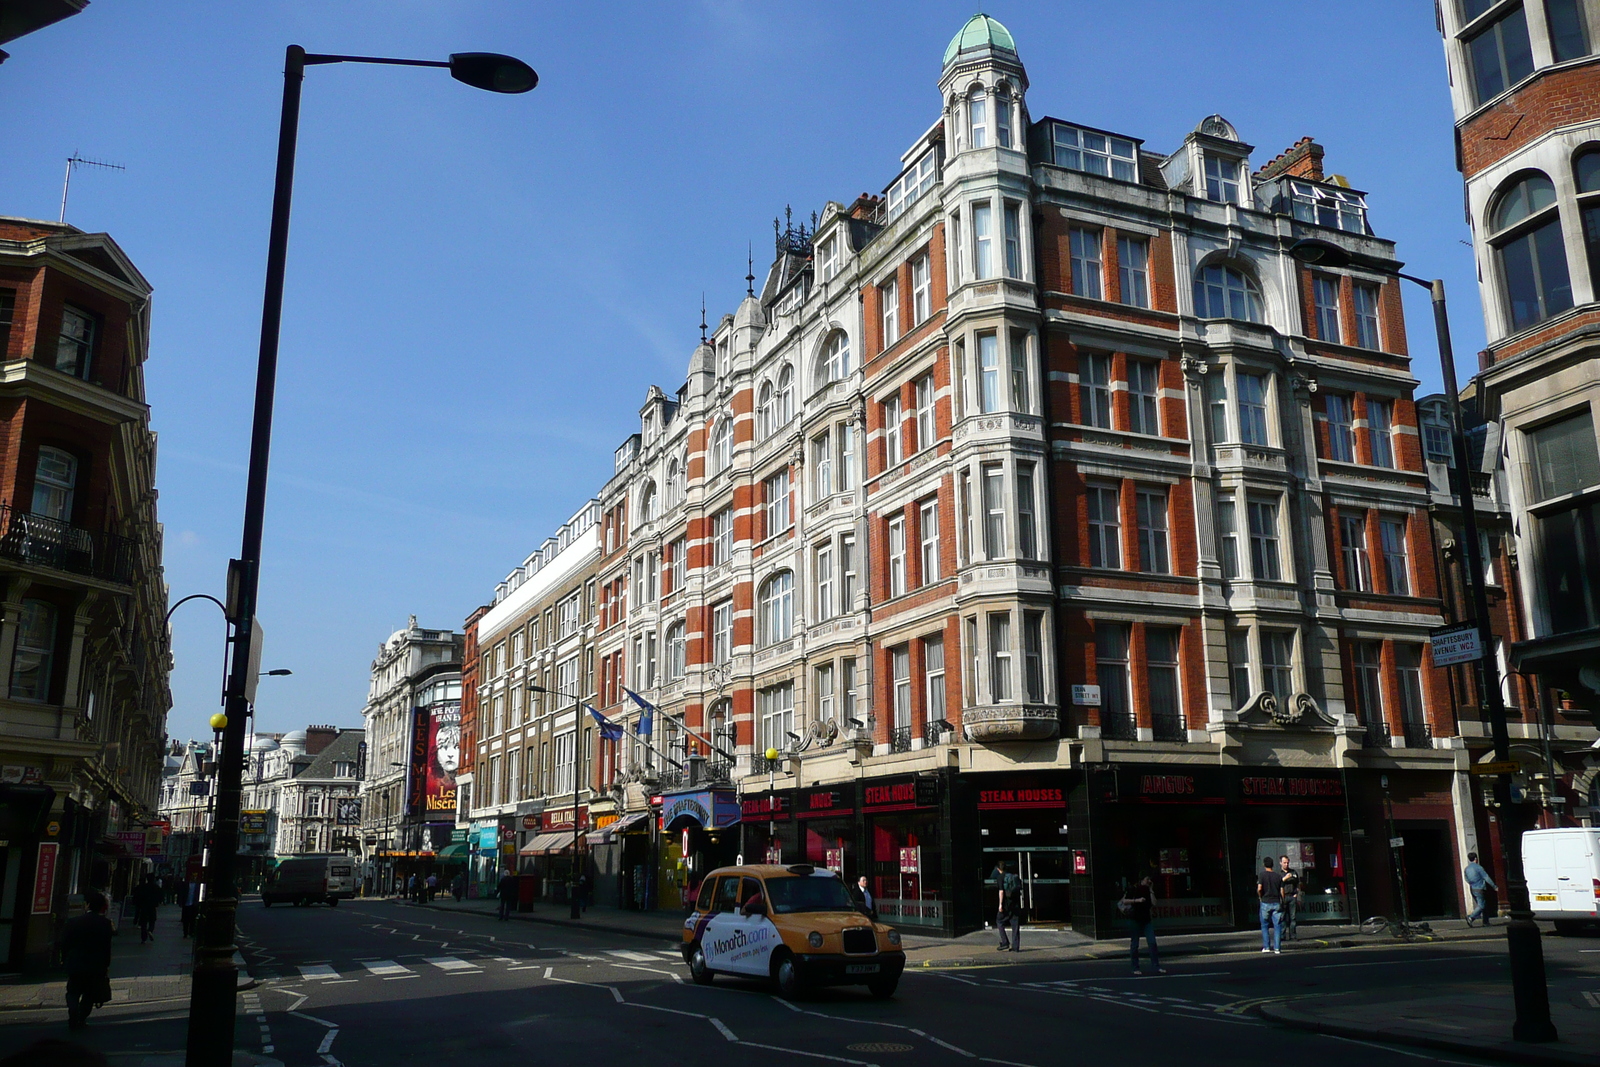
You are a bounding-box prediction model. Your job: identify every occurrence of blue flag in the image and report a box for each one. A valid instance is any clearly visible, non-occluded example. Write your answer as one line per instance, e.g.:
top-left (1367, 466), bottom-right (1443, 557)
top-left (586, 704), bottom-right (623, 742)
top-left (623, 688), bottom-right (654, 736)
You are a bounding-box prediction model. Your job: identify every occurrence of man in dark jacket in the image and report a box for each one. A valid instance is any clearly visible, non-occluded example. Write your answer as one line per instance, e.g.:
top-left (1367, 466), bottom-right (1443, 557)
top-left (129, 876), bottom-right (161, 943)
top-left (61, 891), bottom-right (115, 1030)
top-left (496, 869), bottom-right (518, 920)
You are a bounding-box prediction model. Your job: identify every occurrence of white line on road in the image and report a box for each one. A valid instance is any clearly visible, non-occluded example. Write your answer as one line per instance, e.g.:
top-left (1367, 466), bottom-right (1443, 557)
top-left (423, 956), bottom-right (481, 972)
top-left (298, 965), bottom-right (339, 980)
top-left (317, 1029), bottom-right (340, 1054)
top-left (1320, 1034), bottom-right (1483, 1065)
top-left (736, 1039), bottom-right (879, 1065)
top-left (361, 960), bottom-right (413, 977)
top-left (290, 1010), bottom-right (340, 1028)
top-left (711, 1018), bottom-right (737, 1042)
top-left (1312, 954), bottom-right (1501, 970)
top-left (605, 950), bottom-right (662, 962)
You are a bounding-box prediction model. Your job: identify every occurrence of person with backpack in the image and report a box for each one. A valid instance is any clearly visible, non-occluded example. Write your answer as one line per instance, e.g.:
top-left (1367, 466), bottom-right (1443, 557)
top-left (995, 861), bottom-right (1022, 952)
top-left (1119, 875), bottom-right (1165, 975)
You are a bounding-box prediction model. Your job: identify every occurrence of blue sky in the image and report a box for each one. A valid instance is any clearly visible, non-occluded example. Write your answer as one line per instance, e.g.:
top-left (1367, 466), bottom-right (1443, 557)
top-left (0, 2), bottom-right (1477, 744)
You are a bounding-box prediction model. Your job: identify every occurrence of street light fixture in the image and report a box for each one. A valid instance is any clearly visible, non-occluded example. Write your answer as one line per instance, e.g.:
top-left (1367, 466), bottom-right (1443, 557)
top-left (1288, 237), bottom-right (1556, 1043)
top-left (187, 45), bottom-right (535, 1067)
top-left (259, 668), bottom-right (293, 677)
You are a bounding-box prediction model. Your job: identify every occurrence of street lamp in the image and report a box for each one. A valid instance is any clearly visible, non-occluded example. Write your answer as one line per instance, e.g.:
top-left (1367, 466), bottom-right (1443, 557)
top-left (259, 668), bottom-right (293, 677)
top-left (187, 45), bottom-right (535, 1067)
top-left (1288, 238), bottom-right (1556, 1043)
top-left (528, 684), bottom-right (586, 920)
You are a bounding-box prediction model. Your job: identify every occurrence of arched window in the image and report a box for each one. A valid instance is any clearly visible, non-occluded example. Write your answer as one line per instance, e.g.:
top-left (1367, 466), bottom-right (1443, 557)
top-left (967, 86), bottom-right (988, 149)
top-left (1193, 262), bottom-right (1264, 323)
top-left (707, 698), bottom-right (734, 758)
top-left (775, 365), bottom-right (794, 427)
top-left (758, 381), bottom-right (775, 439)
top-left (759, 570), bottom-right (794, 645)
top-left (816, 332), bottom-right (851, 389)
top-left (1574, 147), bottom-right (1600, 292)
top-left (994, 83), bottom-right (1013, 148)
top-left (665, 457), bottom-right (684, 508)
top-left (665, 621), bottom-right (686, 681)
top-left (638, 481), bottom-right (658, 523)
top-left (31, 447), bottom-right (77, 521)
top-left (710, 419), bottom-right (733, 474)
top-left (1492, 173), bottom-right (1573, 330)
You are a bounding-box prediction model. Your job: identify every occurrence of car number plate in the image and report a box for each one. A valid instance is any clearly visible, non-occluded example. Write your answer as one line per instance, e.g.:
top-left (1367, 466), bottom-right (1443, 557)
top-left (1535, 894), bottom-right (1558, 901)
top-left (845, 964), bottom-right (880, 975)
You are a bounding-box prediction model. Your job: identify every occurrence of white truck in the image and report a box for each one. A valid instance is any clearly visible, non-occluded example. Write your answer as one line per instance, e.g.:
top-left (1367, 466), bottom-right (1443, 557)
top-left (1521, 827), bottom-right (1600, 934)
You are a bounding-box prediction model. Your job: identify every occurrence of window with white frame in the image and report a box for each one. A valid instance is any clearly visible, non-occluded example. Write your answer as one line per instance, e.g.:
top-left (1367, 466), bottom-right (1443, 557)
top-left (978, 333), bottom-right (1000, 412)
top-left (1228, 628), bottom-right (1252, 706)
top-left (711, 418), bottom-right (733, 474)
top-left (959, 469), bottom-right (974, 566)
top-left (1367, 399), bottom-right (1395, 467)
top-left (775, 365), bottom-right (794, 427)
top-left (919, 498), bottom-right (940, 582)
top-left (815, 543), bottom-right (835, 621)
top-left (995, 87), bottom-right (1013, 147)
top-left (1326, 394), bottom-right (1355, 462)
top-left (1070, 227), bottom-right (1102, 299)
top-left (815, 663), bottom-right (835, 721)
top-left (30, 448), bottom-right (76, 520)
top-left (1136, 487), bottom-right (1170, 574)
top-left (1248, 497), bottom-right (1282, 580)
top-left (813, 430), bottom-right (833, 497)
top-left (818, 235), bottom-right (838, 280)
top-left (759, 683), bottom-right (794, 753)
top-left (881, 279), bottom-right (899, 348)
top-left (915, 374), bottom-right (935, 450)
top-left (1341, 514), bottom-right (1372, 591)
top-left (559, 591), bottom-right (581, 637)
top-left (712, 507), bottom-right (732, 565)
top-left (1009, 330), bottom-right (1031, 414)
top-left (758, 382), bottom-right (775, 440)
top-left (1128, 361), bottom-right (1159, 435)
top-left (665, 621), bottom-right (686, 680)
top-left (988, 612), bottom-right (1013, 702)
top-left (1118, 235), bottom-right (1150, 307)
top-left (712, 600), bottom-right (733, 663)
top-left (1422, 411), bottom-right (1453, 465)
top-left (1147, 627), bottom-right (1183, 741)
top-left (1237, 373), bottom-right (1270, 445)
top-left (1016, 462), bottom-right (1037, 561)
top-left (911, 253), bottom-right (932, 322)
top-left (1313, 275), bottom-right (1342, 342)
top-left (968, 87), bottom-right (988, 148)
top-left (55, 306), bottom-right (95, 379)
top-left (1217, 492), bottom-right (1240, 578)
top-left (1193, 263), bottom-right (1263, 322)
top-left (1351, 639), bottom-right (1383, 732)
top-left (1289, 180), bottom-right (1367, 232)
top-left (1262, 630), bottom-right (1296, 705)
top-left (1004, 203), bottom-right (1022, 279)
top-left (1396, 644), bottom-right (1426, 730)
top-left (925, 637), bottom-right (946, 721)
top-left (759, 570), bottom-right (794, 644)
top-left (1380, 517), bottom-right (1410, 595)
top-left (1353, 283), bottom-right (1381, 349)
top-left (982, 463), bottom-right (1006, 558)
top-left (837, 423), bottom-right (857, 491)
top-left (1204, 154), bottom-right (1242, 203)
top-left (891, 646), bottom-right (911, 732)
top-left (972, 202), bottom-right (994, 278)
top-left (886, 151), bottom-right (938, 220)
top-left (1051, 124), bottom-right (1137, 181)
top-left (840, 533), bottom-right (858, 610)
top-left (764, 468), bottom-right (791, 535)
top-left (1022, 613), bottom-right (1045, 703)
top-left (964, 616), bottom-right (980, 704)
top-left (841, 657), bottom-right (858, 724)
top-left (819, 332), bottom-right (851, 388)
top-left (1082, 352), bottom-right (1112, 428)
top-left (1087, 483), bottom-right (1121, 568)
top-left (554, 732), bottom-right (576, 794)
top-left (1096, 623), bottom-right (1131, 737)
top-left (888, 515), bottom-right (908, 596)
top-left (669, 537), bottom-right (685, 594)
top-left (882, 395), bottom-right (902, 466)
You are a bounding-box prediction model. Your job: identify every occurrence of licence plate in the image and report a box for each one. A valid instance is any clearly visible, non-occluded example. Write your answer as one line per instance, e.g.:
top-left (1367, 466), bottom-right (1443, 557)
top-left (1535, 894), bottom-right (1558, 901)
top-left (845, 964), bottom-right (879, 975)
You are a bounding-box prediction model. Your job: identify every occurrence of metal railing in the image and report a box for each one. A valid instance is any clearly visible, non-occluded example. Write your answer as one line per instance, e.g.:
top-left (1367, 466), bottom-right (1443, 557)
top-left (888, 726), bottom-right (912, 754)
top-left (749, 754), bottom-right (778, 775)
top-left (1402, 720), bottom-right (1432, 749)
top-left (1151, 713), bottom-right (1186, 743)
top-left (1364, 719), bottom-right (1392, 748)
top-left (1101, 711), bottom-right (1136, 742)
top-left (0, 503), bottom-right (137, 584)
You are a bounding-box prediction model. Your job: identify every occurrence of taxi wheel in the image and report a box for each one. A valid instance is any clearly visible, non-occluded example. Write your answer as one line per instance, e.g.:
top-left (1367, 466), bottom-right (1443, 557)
top-left (688, 945), bottom-right (715, 985)
top-left (773, 952), bottom-right (804, 999)
top-left (867, 975), bottom-right (899, 1000)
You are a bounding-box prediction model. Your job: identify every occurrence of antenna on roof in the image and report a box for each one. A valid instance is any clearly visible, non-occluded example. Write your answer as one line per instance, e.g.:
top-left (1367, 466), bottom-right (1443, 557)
top-left (60, 152), bottom-right (126, 224)
top-left (699, 293), bottom-right (708, 344)
top-left (746, 244), bottom-right (755, 296)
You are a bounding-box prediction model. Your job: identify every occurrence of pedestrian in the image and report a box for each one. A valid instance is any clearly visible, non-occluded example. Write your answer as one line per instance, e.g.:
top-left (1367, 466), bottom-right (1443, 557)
top-left (1463, 851), bottom-right (1498, 927)
top-left (995, 861), bottom-right (1022, 952)
top-left (1279, 855), bottom-right (1302, 941)
top-left (425, 873), bottom-right (438, 903)
top-left (497, 868), bottom-right (518, 921)
top-left (60, 890), bottom-right (114, 1031)
top-left (451, 872), bottom-right (466, 902)
top-left (1257, 856), bottom-right (1283, 954)
top-left (851, 875), bottom-right (877, 919)
top-left (578, 873), bottom-right (590, 912)
top-left (405, 873), bottom-right (417, 903)
top-left (130, 875), bottom-right (161, 943)
top-left (1119, 875), bottom-right (1164, 975)
top-left (180, 879), bottom-right (200, 938)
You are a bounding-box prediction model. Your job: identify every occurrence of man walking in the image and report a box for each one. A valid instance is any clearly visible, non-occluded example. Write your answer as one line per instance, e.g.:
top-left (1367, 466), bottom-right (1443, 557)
top-left (1120, 875), bottom-right (1164, 975)
top-left (851, 875), bottom-right (876, 919)
top-left (130, 876), bottom-right (161, 943)
top-left (1463, 851), bottom-right (1498, 927)
top-left (60, 890), bottom-right (114, 1030)
top-left (995, 861), bottom-right (1022, 952)
top-left (1257, 856), bottom-right (1283, 954)
top-left (425, 872), bottom-right (438, 903)
top-left (180, 878), bottom-right (201, 938)
top-left (1278, 855), bottom-right (1302, 941)
top-left (497, 867), bottom-right (518, 921)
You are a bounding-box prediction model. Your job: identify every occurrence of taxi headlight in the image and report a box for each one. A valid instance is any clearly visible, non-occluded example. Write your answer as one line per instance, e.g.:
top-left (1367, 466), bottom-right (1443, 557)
top-left (808, 931), bottom-right (824, 948)
top-left (886, 929), bottom-right (901, 947)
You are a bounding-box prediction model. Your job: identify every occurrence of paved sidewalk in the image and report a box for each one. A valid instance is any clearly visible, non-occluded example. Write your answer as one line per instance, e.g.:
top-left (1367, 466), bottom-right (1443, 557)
top-left (1260, 984), bottom-right (1600, 1066)
top-left (0, 905), bottom-right (197, 1016)
top-left (384, 894), bottom-right (688, 943)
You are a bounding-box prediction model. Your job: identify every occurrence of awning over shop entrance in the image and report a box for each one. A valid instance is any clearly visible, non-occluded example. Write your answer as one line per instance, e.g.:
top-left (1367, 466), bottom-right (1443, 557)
top-left (436, 843), bottom-right (469, 860)
top-left (585, 811), bottom-right (649, 846)
top-left (518, 832), bottom-right (577, 856)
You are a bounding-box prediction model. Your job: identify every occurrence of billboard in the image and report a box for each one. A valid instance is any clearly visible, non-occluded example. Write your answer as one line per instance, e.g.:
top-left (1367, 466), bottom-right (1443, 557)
top-left (335, 798), bottom-right (362, 826)
top-left (408, 700), bottom-right (460, 817)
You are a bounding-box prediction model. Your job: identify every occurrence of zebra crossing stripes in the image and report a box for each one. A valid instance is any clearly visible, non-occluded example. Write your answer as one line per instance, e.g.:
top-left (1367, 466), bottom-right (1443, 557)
top-left (362, 960), bottom-right (418, 979)
top-left (425, 956), bottom-right (481, 973)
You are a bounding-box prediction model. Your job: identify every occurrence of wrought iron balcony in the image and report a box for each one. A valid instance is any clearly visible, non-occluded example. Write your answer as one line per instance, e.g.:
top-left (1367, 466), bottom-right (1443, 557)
top-left (1402, 719), bottom-right (1432, 749)
top-left (749, 753), bottom-right (778, 775)
top-left (0, 503), bottom-right (135, 584)
top-left (1364, 719), bottom-right (1392, 748)
top-left (888, 726), bottom-right (913, 754)
top-left (1100, 710), bottom-right (1136, 742)
top-left (1151, 713), bottom-right (1186, 743)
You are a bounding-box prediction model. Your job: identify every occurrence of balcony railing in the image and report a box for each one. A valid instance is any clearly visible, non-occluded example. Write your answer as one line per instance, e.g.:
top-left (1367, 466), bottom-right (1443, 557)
top-left (0, 503), bottom-right (136, 584)
top-left (750, 754), bottom-right (779, 775)
top-left (1402, 720), bottom-right (1432, 749)
top-left (1151, 713), bottom-right (1186, 743)
top-left (1364, 719), bottom-right (1392, 748)
top-left (888, 726), bottom-right (913, 754)
top-left (1101, 711), bottom-right (1136, 742)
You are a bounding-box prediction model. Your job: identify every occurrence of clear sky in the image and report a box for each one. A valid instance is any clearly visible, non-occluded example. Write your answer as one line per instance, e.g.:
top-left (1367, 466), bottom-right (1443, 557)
top-left (0, 1), bottom-right (1477, 745)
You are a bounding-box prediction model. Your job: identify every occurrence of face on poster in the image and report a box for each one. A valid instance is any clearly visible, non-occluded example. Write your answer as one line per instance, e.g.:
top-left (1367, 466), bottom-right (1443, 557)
top-left (411, 701), bottom-right (461, 815)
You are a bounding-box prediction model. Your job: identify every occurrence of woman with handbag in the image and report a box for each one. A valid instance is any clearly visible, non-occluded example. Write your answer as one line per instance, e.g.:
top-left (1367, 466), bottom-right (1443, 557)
top-left (1119, 876), bottom-right (1166, 976)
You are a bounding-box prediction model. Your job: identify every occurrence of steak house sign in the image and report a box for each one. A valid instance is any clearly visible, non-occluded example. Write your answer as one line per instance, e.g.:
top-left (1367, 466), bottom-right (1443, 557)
top-left (1124, 771), bottom-right (1344, 806)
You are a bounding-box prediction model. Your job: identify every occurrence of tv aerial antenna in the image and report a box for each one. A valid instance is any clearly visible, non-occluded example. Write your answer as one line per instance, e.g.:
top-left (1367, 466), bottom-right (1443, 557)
top-left (60, 152), bottom-right (125, 223)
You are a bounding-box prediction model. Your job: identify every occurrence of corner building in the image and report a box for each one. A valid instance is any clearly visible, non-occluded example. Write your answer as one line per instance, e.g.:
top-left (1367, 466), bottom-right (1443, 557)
top-left (488, 16), bottom-right (1482, 935)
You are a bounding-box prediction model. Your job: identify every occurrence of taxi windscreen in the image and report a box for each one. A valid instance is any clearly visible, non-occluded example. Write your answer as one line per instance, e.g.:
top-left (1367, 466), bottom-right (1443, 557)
top-left (765, 875), bottom-right (856, 914)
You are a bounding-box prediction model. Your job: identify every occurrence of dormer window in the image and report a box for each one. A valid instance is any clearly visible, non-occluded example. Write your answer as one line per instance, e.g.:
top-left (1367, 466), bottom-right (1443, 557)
top-left (968, 88), bottom-right (988, 149)
top-left (1204, 155), bottom-right (1243, 204)
top-left (1289, 181), bottom-right (1367, 233)
top-left (1051, 124), bottom-right (1137, 182)
top-left (819, 237), bottom-right (838, 280)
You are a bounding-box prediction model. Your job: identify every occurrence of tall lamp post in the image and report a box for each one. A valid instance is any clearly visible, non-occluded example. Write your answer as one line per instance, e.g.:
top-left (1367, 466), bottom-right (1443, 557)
top-left (186, 46), bottom-right (535, 1067)
top-left (528, 684), bottom-right (586, 920)
top-left (1288, 239), bottom-right (1556, 1043)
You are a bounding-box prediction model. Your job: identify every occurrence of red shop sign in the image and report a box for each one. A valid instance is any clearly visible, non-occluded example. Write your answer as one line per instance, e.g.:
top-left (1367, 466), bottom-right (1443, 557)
top-left (31, 842), bottom-right (57, 914)
top-left (977, 787), bottom-right (1065, 810)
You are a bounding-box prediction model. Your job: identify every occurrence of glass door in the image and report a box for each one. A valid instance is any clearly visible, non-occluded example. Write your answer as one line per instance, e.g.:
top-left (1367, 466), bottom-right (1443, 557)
top-left (982, 846), bottom-right (1073, 923)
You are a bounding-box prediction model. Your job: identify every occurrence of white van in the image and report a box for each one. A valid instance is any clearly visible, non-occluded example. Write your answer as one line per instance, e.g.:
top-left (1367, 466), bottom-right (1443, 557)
top-left (1521, 828), bottom-right (1600, 934)
top-left (262, 855), bottom-right (358, 907)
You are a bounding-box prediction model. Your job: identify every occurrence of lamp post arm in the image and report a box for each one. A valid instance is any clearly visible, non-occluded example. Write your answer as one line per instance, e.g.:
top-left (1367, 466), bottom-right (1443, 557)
top-left (303, 53), bottom-right (449, 68)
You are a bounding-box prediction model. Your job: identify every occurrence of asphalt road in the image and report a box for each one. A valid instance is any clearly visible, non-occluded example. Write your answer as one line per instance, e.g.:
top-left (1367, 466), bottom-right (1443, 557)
top-left (4, 900), bottom-right (1596, 1067)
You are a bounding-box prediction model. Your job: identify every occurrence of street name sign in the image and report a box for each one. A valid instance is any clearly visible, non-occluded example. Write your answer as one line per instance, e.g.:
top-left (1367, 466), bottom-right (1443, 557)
top-left (1429, 623), bottom-right (1483, 666)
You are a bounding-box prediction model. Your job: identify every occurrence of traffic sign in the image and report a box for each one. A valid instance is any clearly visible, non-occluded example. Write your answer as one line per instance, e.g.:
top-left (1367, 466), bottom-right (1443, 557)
top-left (1429, 623), bottom-right (1484, 666)
top-left (1469, 760), bottom-right (1521, 776)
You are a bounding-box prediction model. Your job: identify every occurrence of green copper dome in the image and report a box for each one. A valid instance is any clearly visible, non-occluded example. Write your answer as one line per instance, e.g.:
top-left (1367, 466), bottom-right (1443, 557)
top-left (943, 13), bottom-right (1018, 67)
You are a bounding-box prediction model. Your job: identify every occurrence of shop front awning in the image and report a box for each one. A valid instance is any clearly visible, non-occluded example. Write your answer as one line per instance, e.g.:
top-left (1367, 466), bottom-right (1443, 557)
top-left (585, 811), bottom-right (649, 845)
top-left (436, 843), bottom-right (469, 860)
top-left (518, 832), bottom-right (577, 856)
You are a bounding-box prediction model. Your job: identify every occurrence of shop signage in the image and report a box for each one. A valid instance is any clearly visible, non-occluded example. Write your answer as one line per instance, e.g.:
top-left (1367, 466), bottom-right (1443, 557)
top-left (825, 847), bottom-right (844, 871)
top-left (541, 807), bottom-right (588, 831)
top-left (764, 845), bottom-right (782, 864)
top-left (115, 830), bottom-right (147, 854)
top-left (797, 787), bottom-right (850, 818)
top-left (863, 775), bottom-right (939, 812)
top-left (335, 798), bottom-right (362, 825)
top-left (1239, 776), bottom-right (1343, 803)
top-left (478, 826), bottom-right (498, 850)
top-left (1071, 685), bottom-right (1101, 706)
top-left (45, 821), bottom-right (59, 838)
top-left (0, 765), bottom-right (43, 784)
top-left (741, 793), bottom-right (790, 820)
top-left (240, 810), bottom-right (269, 834)
top-left (31, 842), bottom-right (57, 913)
top-left (595, 814), bottom-right (620, 829)
top-left (898, 847), bottom-right (921, 874)
top-left (522, 815), bottom-right (540, 830)
top-left (1114, 768), bottom-right (1344, 807)
top-left (1389, 836), bottom-right (1406, 849)
top-left (1073, 850), bottom-right (1088, 874)
top-left (143, 828), bottom-right (163, 854)
top-left (450, 827), bottom-right (467, 843)
top-left (147, 819), bottom-right (171, 834)
top-left (1429, 623), bottom-right (1483, 666)
top-left (664, 789), bottom-right (740, 829)
top-left (978, 786), bottom-right (1065, 810)
top-left (1469, 761), bottom-right (1521, 776)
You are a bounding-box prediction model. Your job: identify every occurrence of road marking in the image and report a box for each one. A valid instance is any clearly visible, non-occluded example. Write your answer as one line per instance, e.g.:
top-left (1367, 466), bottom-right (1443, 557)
top-left (1583, 991), bottom-right (1600, 1008)
top-left (361, 960), bottom-right (411, 976)
top-left (605, 950), bottom-right (661, 962)
top-left (423, 956), bottom-right (481, 973)
top-left (317, 1029), bottom-right (340, 1054)
top-left (1312, 954), bottom-right (1500, 970)
top-left (1319, 1034), bottom-right (1483, 1065)
top-left (711, 1018), bottom-right (737, 1042)
top-left (290, 1011), bottom-right (340, 1028)
top-left (298, 965), bottom-right (339, 980)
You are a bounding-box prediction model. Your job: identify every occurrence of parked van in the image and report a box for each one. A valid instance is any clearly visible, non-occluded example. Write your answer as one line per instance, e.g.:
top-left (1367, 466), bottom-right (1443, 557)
top-left (1522, 828), bottom-right (1600, 934)
top-left (261, 855), bottom-right (357, 907)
